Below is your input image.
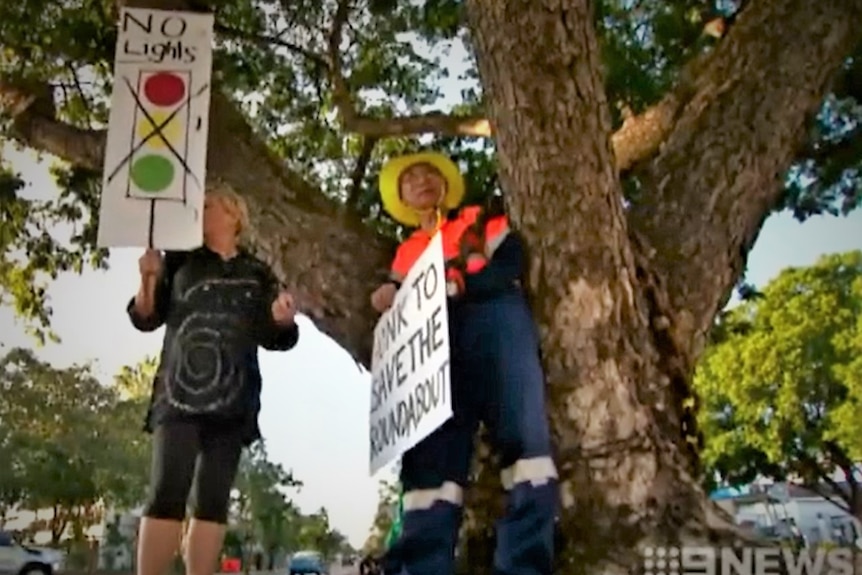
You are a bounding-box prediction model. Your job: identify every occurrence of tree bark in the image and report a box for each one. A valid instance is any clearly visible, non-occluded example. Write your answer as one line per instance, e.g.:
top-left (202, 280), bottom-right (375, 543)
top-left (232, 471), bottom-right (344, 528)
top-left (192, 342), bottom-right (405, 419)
top-left (465, 2), bottom-right (707, 573)
top-left (463, 0), bottom-right (862, 573)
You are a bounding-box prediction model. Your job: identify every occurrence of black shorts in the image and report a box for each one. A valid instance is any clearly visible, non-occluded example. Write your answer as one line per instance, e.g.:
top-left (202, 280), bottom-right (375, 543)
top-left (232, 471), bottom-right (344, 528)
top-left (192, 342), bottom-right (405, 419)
top-left (143, 420), bottom-right (243, 523)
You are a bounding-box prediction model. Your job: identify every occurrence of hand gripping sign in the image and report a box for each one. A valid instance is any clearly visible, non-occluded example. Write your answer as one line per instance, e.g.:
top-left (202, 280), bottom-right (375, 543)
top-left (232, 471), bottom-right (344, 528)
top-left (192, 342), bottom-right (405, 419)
top-left (368, 232), bottom-right (452, 475)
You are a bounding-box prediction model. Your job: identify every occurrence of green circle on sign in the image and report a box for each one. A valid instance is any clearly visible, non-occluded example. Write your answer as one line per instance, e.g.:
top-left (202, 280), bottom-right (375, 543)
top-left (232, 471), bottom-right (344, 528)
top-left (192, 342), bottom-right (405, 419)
top-left (130, 154), bottom-right (175, 192)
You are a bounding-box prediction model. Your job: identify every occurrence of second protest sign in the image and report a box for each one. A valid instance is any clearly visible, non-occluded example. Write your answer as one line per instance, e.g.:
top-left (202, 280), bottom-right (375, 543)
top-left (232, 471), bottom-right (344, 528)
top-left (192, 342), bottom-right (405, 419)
top-left (369, 232), bottom-right (452, 475)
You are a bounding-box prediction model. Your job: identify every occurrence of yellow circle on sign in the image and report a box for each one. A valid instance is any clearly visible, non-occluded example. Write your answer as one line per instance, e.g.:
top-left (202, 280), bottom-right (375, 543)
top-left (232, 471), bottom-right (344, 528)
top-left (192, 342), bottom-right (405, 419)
top-left (135, 111), bottom-right (181, 150)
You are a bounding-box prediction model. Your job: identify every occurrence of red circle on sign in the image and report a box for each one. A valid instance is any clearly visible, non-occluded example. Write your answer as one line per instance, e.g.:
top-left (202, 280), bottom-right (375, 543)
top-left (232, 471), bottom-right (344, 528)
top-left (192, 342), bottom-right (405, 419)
top-left (143, 73), bottom-right (186, 107)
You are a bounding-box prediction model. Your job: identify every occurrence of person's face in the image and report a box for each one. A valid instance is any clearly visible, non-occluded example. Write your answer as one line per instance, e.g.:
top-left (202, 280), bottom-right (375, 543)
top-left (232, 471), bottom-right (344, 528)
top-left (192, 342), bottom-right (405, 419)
top-left (399, 163), bottom-right (446, 211)
top-left (203, 193), bottom-right (239, 240)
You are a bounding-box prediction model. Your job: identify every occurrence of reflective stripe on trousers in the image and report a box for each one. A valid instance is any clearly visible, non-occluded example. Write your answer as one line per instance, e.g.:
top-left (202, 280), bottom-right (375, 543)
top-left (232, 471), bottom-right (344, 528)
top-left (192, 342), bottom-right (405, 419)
top-left (402, 481), bottom-right (464, 511)
top-left (400, 455), bottom-right (558, 513)
top-left (500, 455), bottom-right (558, 490)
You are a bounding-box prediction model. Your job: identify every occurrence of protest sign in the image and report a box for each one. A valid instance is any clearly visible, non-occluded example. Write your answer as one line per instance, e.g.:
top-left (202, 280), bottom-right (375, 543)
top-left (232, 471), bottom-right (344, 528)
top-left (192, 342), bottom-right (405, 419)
top-left (97, 8), bottom-right (214, 249)
top-left (369, 233), bottom-right (452, 475)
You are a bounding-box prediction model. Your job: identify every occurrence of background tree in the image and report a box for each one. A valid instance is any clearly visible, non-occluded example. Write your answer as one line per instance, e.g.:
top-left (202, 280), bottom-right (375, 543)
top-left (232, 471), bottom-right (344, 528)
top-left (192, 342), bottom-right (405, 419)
top-left (0, 349), bottom-right (152, 542)
top-left (0, 348), bottom-right (114, 543)
top-left (231, 441), bottom-right (303, 567)
top-left (113, 355), bottom-right (158, 400)
top-left (100, 355), bottom-right (157, 509)
top-left (295, 507), bottom-right (348, 561)
top-left (362, 479), bottom-right (400, 556)
top-left (2, 0), bottom-right (862, 572)
top-left (696, 251), bottom-right (862, 521)
top-left (0, 422), bottom-right (26, 528)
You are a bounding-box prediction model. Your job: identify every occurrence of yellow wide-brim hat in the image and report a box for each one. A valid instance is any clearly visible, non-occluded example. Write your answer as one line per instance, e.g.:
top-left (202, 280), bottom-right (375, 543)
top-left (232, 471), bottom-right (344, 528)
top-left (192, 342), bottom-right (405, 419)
top-left (379, 152), bottom-right (466, 227)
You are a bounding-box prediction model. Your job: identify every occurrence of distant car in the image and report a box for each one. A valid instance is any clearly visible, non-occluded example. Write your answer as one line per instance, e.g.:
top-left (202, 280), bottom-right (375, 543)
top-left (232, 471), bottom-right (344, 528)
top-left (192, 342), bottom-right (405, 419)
top-left (288, 551), bottom-right (328, 575)
top-left (0, 530), bottom-right (65, 575)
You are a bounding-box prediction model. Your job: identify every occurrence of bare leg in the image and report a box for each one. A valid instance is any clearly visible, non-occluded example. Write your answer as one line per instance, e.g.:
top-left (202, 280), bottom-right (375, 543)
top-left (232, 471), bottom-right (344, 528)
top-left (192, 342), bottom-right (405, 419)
top-left (184, 519), bottom-right (227, 575)
top-left (136, 517), bottom-right (184, 575)
top-left (184, 426), bottom-right (243, 575)
top-left (138, 423), bottom-right (200, 575)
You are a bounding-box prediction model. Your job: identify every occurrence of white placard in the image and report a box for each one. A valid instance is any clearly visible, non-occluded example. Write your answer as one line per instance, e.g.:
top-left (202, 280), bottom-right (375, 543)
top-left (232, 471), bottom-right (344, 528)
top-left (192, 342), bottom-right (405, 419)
top-left (369, 233), bottom-right (452, 475)
top-left (97, 8), bottom-right (214, 249)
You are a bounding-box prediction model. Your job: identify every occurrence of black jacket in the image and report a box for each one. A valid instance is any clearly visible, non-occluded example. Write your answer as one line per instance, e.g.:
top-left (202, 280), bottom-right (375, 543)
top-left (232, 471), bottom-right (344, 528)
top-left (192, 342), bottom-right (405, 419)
top-left (127, 247), bottom-right (299, 443)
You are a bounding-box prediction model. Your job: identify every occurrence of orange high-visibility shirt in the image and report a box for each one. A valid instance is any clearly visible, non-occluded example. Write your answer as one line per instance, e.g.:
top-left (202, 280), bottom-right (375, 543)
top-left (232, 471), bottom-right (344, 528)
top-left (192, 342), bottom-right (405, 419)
top-left (390, 206), bottom-right (510, 281)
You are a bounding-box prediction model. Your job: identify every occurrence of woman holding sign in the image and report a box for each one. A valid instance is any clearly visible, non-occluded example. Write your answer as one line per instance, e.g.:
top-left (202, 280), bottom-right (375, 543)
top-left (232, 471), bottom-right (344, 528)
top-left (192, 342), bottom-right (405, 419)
top-left (370, 153), bottom-right (558, 575)
top-left (128, 186), bottom-right (300, 575)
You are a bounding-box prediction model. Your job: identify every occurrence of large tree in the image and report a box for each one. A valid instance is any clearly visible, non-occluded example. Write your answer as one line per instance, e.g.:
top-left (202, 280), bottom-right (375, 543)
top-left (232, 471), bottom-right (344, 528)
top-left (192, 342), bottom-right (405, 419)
top-left (2, 0), bottom-right (862, 573)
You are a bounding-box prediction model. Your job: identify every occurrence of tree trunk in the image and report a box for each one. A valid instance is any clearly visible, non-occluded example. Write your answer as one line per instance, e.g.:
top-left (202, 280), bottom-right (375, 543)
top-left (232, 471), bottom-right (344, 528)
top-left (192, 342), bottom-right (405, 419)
top-left (462, 0), bottom-right (862, 573)
top-left (465, 2), bottom-right (706, 573)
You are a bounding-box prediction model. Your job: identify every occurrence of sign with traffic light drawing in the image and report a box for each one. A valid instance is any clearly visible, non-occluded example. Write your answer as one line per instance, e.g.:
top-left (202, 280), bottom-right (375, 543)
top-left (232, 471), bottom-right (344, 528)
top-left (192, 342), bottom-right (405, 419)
top-left (97, 7), bottom-right (214, 249)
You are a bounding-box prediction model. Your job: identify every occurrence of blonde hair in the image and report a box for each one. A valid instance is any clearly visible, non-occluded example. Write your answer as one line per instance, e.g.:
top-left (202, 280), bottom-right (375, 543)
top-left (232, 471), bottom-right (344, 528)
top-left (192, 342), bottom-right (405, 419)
top-left (206, 184), bottom-right (249, 237)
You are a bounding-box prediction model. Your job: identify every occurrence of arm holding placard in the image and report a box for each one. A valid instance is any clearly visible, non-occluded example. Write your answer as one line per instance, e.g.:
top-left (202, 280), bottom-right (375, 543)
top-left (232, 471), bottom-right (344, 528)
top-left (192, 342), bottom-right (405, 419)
top-left (371, 281), bottom-right (399, 313)
top-left (371, 250), bottom-right (409, 313)
top-left (127, 250), bottom-right (183, 331)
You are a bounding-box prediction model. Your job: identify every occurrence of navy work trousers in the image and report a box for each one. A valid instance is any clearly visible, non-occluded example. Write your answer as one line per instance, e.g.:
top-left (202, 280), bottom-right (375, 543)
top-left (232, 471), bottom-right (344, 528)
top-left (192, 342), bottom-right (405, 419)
top-left (383, 292), bottom-right (558, 575)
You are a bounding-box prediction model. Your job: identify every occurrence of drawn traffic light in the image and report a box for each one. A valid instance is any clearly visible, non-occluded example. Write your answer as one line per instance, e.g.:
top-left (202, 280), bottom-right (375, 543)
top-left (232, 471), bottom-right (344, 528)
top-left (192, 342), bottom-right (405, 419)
top-left (105, 70), bottom-right (205, 202)
top-left (131, 72), bottom-right (187, 194)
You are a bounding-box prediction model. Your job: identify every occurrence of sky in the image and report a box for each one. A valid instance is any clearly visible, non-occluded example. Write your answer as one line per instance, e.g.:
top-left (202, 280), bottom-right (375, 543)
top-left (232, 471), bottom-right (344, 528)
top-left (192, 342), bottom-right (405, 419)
top-left (1, 40), bottom-right (862, 549)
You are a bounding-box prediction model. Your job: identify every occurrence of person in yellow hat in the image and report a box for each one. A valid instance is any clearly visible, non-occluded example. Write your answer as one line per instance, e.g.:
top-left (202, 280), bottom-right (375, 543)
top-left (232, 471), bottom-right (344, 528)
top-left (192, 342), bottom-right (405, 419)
top-left (370, 152), bottom-right (558, 575)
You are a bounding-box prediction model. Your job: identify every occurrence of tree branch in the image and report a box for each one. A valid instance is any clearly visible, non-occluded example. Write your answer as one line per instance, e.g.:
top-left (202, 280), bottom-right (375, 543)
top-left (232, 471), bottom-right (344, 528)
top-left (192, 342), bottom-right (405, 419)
top-left (340, 111), bottom-right (492, 139)
top-left (796, 449), bottom-right (852, 514)
top-left (347, 136), bottom-right (377, 208)
top-left (323, 0), bottom-right (685, 167)
top-left (823, 440), bottom-right (860, 514)
top-left (612, 90), bottom-right (688, 172)
top-left (323, 0), bottom-right (494, 139)
top-left (213, 23), bottom-right (328, 69)
top-left (0, 76), bottom-right (105, 170)
top-left (334, 93), bottom-right (687, 166)
top-left (627, 0), bottom-right (862, 361)
top-left (326, 0), bottom-right (355, 122)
